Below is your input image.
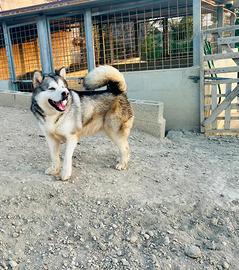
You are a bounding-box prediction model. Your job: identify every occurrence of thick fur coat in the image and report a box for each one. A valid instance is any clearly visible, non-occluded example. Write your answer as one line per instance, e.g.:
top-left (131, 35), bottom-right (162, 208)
top-left (31, 65), bottom-right (134, 181)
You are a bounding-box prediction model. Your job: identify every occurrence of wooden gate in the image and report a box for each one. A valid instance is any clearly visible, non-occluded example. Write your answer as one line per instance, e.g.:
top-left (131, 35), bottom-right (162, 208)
top-left (201, 25), bottom-right (239, 135)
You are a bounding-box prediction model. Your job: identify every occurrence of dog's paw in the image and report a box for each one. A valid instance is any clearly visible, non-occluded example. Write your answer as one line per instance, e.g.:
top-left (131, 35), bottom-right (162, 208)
top-left (115, 162), bottom-right (128, 170)
top-left (45, 166), bottom-right (60, 176)
top-left (60, 171), bottom-right (71, 181)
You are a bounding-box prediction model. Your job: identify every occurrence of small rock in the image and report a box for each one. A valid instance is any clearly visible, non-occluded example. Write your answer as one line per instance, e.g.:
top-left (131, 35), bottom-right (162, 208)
top-left (121, 258), bottom-right (129, 266)
top-left (62, 252), bottom-right (68, 258)
top-left (184, 245), bottom-right (202, 259)
top-left (63, 260), bottom-right (68, 267)
top-left (108, 234), bottom-right (114, 240)
top-left (117, 250), bottom-right (123, 256)
top-left (222, 262), bottom-right (230, 269)
top-left (74, 163), bottom-right (80, 168)
top-left (12, 232), bottom-right (19, 238)
top-left (112, 258), bottom-right (118, 264)
top-left (129, 235), bottom-right (138, 244)
top-left (64, 222), bottom-right (71, 228)
top-left (112, 224), bottom-right (118, 229)
top-left (8, 260), bottom-right (18, 269)
top-left (144, 234), bottom-right (150, 240)
top-left (211, 218), bottom-right (218, 226)
top-left (206, 241), bottom-right (218, 250)
top-left (163, 236), bottom-right (170, 246)
top-left (148, 231), bottom-right (154, 237)
top-left (80, 237), bottom-right (85, 242)
top-left (0, 261), bottom-right (7, 269)
top-left (98, 242), bottom-right (107, 251)
top-left (151, 254), bottom-right (158, 264)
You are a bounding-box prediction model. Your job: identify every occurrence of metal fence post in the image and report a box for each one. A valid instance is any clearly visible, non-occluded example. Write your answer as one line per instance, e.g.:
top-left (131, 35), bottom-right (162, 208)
top-left (37, 16), bottom-right (53, 74)
top-left (193, 0), bottom-right (201, 66)
top-left (84, 9), bottom-right (95, 71)
top-left (2, 22), bottom-right (17, 91)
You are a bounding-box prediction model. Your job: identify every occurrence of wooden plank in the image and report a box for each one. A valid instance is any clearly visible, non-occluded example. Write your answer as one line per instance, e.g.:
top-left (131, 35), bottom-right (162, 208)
top-left (224, 84), bottom-right (231, 129)
top-left (205, 78), bottom-right (239, 85)
top-left (204, 66), bottom-right (239, 75)
top-left (202, 85), bottom-right (239, 127)
top-left (217, 36), bottom-right (239, 45)
top-left (205, 103), bottom-right (239, 110)
top-left (206, 128), bottom-right (239, 134)
top-left (221, 45), bottom-right (239, 66)
top-left (203, 24), bottom-right (239, 34)
top-left (200, 31), bottom-right (205, 132)
top-left (216, 116), bottom-right (239, 120)
top-left (211, 85), bottom-right (218, 130)
top-left (204, 52), bottom-right (239, 61)
top-left (205, 94), bottom-right (226, 98)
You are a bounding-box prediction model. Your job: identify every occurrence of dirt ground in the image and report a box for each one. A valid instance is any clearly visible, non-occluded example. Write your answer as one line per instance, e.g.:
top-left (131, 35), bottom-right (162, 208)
top-left (0, 106), bottom-right (238, 270)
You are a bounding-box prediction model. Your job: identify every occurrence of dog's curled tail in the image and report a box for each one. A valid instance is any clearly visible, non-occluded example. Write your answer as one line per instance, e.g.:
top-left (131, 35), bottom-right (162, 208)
top-left (84, 65), bottom-right (127, 95)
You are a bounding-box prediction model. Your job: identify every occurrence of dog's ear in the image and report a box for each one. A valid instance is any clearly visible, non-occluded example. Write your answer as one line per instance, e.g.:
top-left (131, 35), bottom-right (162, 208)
top-left (58, 67), bottom-right (66, 80)
top-left (33, 71), bottom-right (43, 88)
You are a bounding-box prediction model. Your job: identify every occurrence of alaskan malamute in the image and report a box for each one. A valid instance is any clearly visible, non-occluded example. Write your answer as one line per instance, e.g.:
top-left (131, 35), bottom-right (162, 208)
top-left (31, 65), bottom-right (134, 181)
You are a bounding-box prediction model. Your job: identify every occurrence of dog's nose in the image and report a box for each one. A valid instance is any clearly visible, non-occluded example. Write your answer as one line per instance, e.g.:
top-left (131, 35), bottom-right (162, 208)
top-left (61, 91), bottom-right (69, 99)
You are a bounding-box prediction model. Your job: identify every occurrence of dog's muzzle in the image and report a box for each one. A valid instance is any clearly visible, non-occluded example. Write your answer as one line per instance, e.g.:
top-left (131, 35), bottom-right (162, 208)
top-left (48, 91), bottom-right (69, 112)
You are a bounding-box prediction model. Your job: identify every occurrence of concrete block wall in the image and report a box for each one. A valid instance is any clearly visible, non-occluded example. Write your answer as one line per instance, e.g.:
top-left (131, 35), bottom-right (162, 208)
top-left (0, 91), bottom-right (31, 109)
top-left (131, 100), bottom-right (165, 138)
top-left (0, 91), bottom-right (165, 138)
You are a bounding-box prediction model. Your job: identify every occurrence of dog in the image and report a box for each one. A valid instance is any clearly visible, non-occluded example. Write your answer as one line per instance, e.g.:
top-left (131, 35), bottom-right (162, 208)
top-left (31, 65), bottom-right (134, 181)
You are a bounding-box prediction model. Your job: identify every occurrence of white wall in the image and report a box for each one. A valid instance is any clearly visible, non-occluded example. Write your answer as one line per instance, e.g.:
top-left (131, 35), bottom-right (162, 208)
top-left (123, 67), bottom-right (200, 131)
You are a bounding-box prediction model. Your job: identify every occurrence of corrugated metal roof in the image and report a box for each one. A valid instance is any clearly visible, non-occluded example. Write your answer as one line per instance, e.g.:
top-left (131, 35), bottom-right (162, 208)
top-left (0, 0), bottom-right (126, 20)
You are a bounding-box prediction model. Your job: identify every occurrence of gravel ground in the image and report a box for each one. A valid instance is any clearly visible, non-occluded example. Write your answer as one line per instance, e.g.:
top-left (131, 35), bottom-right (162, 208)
top-left (0, 106), bottom-right (238, 270)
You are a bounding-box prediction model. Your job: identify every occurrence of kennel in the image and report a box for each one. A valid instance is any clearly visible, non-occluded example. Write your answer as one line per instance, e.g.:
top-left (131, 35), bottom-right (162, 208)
top-left (0, 0), bottom-right (237, 132)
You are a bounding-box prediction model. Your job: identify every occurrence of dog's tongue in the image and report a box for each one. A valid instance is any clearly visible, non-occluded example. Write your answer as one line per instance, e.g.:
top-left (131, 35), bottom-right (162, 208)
top-left (56, 100), bottom-right (67, 111)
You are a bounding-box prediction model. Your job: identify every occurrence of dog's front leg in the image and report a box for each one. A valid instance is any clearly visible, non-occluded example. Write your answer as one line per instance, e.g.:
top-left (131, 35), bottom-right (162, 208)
top-left (45, 135), bottom-right (61, 176)
top-left (61, 136), bottom-right (78, 181)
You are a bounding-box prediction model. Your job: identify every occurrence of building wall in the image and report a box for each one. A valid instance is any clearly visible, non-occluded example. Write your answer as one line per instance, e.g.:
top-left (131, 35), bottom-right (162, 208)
top-left (124, 67), bottom-right (200, 131)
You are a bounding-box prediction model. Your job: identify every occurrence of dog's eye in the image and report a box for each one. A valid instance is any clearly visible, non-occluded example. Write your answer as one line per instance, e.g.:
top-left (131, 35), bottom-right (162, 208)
top-left (49, 87), bottom-right (56, 90)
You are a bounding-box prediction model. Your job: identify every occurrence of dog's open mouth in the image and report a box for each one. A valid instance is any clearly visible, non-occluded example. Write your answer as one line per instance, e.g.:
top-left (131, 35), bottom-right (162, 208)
top-left (48, 99), bottom-right (68, 112)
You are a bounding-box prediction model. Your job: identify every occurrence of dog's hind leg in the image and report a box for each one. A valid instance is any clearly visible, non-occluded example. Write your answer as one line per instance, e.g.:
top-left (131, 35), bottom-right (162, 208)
top-left (105, 125), bottom-right (131, 170)
top-left (61, 136), bottom-right (78, 181)
top-left (45, 135), bottom-right (61, 176)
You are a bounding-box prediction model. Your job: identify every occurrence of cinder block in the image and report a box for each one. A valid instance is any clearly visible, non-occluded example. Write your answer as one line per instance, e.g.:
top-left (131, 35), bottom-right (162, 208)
top-left (134, 118), bottom-right (166, 139)
top-left (15, 92), bottom-right (31, 109)
top-left (0, 91), bottom-right (15, 107)
top-left (131, 99), bottom-right (164, 122)
top-left (131, 100), bottom-right (166, 138)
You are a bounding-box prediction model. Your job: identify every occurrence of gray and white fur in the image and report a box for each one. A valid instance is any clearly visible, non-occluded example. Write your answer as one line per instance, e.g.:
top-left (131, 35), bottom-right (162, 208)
top-left (31, 65), bottom-right (134, 181)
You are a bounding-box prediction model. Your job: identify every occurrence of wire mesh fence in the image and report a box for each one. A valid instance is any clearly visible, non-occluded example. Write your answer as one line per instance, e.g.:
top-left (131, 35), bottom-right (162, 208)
top-left (0, 26), bottom-right (10, 81)
top-left (9, 23), bottom-right (41, 91)
top-left (0, 0), bottom-right (236, 92)
top-left (92, 0), bottom-right (193, 71)
top-left (49, 14), bottom-right (88, 90)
